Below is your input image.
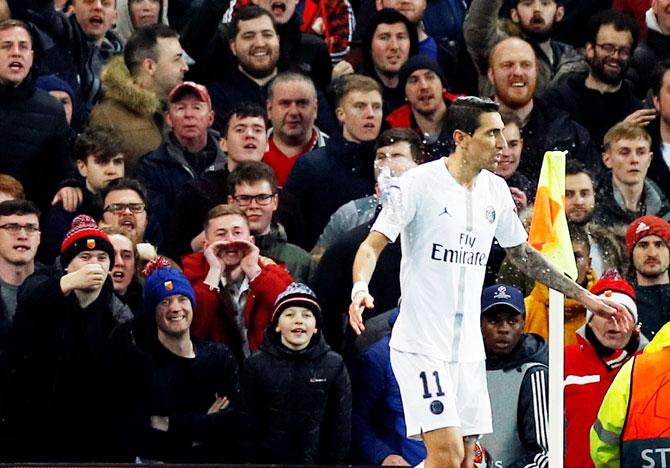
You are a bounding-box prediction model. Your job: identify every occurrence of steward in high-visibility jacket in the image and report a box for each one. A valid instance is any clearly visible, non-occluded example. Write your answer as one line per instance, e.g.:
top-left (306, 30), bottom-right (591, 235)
top-left (590, 321), bottom-right (670, 467)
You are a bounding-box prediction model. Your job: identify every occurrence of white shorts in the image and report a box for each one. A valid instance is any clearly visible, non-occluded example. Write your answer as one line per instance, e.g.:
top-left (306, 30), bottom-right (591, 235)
top-left (390, 348), bottom-right (492, 440)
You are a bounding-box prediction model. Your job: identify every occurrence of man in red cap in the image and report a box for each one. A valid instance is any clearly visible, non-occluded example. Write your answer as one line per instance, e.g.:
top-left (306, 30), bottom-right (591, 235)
top-left (627, 215), bottom-right (670, 338)
top-left (135, 81), bottom-right (227, 246)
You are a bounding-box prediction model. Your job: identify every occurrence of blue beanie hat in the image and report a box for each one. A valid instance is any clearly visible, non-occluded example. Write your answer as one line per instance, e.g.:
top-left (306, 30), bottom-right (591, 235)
top-left (36, 74), bottom-right (75, 101)
top-left (143, 257), bottom-right (196, 313)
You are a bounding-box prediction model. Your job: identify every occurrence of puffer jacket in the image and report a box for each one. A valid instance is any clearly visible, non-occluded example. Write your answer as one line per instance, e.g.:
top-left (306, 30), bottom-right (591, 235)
top-left (239, 326), bottom-right (351, 464)
top-left (89, 55), bottom-right (164, 175)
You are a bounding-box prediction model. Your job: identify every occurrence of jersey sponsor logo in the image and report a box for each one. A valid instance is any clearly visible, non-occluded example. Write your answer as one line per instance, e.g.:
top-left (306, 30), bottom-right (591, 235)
top-left (430, 400), bottom-right (444, 415)
top-left (486, 206), bottom-right (496, 224)
top-left (431, 233), bottom-right (488, 266)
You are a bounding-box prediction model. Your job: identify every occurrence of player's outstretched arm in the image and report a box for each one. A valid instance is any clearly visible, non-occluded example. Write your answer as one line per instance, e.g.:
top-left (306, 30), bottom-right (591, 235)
top-left (505, 242), bottom-right (631, 328)
top-left (349, 231), bottom-right (391, 335)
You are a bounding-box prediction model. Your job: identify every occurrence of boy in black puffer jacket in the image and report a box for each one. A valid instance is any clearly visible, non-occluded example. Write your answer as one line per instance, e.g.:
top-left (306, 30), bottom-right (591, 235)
top-left (239, 282), bottom-right (352, 464)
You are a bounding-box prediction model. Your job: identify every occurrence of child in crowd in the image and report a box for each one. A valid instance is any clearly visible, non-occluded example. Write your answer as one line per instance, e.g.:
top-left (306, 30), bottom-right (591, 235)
top-left (239, 282), bottom-right (351, 464)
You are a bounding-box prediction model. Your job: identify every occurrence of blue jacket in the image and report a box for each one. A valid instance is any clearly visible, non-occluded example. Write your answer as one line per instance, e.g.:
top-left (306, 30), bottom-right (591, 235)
top-left (352, 309), bottom-right (426, 465)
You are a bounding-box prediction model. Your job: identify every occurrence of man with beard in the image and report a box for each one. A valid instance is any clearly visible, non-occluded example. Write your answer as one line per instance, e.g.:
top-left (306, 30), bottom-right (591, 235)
top-left (543, 9), bottom-right (651, 149)
top-left (487, 37), bottom-right (599, 181)
top-left (263, 73), bottom-right (329, 187)
top-left (464, 0), bottom-right (587, 96)
top-left (626, 215), bottom-right (670, 339)
top-left (203, 6), bottom-right (281, 131)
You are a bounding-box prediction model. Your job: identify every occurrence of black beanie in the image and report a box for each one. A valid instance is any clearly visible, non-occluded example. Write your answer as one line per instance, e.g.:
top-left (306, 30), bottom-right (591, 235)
top-left (398, 55), bottom-right (446, 94)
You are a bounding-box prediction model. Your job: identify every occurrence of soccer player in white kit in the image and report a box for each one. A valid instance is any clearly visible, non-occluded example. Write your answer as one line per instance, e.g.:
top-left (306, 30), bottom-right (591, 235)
top-left (349, 97), bottom-right (630, 468)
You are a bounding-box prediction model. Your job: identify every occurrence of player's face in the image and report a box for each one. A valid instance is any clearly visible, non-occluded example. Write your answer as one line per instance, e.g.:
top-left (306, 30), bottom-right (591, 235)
top-left (481, 308), bottom-right (524, 355)
top-left (275, 306), bottom-right (317, 350)
top-left (602, 137), bottom-right (652, 187)
top-left (588, 309), bottom-right (635, 350)
top-left (565, 172), bottom-right (595, 225)
top-left (156, 294), bottom-right (193, 338)
top-left (464, 112), bottom-right (506, 171)
top-left (632, 234), bottom-right (670, 280)
top-left (494, 122), bottom-right (522, 179)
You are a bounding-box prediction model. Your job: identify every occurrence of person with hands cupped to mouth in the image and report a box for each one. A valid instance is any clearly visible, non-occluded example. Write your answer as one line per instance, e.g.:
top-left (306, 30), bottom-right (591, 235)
top-left (181, 204), bottom-right (293, 363)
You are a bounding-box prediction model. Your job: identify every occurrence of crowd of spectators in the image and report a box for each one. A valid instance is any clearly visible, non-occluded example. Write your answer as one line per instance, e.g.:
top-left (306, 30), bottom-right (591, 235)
top-left (1, 0), bottom-right (670, 464)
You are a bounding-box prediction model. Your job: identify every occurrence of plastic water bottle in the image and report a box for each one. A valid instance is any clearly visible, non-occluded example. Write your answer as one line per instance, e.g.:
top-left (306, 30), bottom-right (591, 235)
top-left (378, 165), bottom-right (404, 225)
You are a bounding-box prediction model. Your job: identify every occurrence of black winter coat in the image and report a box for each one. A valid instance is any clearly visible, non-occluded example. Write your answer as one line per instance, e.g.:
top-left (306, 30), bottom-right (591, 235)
top-left (239, 328), bottom-right (352, 464)
top-left (0, 76), bottom-right (72, 211)
top-left (0, 268), bottom-right (143, 462)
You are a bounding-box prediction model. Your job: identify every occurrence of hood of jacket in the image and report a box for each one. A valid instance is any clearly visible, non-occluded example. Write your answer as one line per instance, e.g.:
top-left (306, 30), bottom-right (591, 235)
top-left (114, 0), bottom-right (170, 43)
top-left (485, 333), bottom-right (548, 371)
top-left (100, 55), bottom-right (162, 116)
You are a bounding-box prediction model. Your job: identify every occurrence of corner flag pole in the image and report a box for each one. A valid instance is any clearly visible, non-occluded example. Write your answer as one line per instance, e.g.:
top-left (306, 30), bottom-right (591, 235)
top-left (527, 151), bottom-right (577, 468)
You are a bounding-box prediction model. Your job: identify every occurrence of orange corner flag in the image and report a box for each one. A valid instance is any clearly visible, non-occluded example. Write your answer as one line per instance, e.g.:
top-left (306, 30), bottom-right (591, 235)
top-left (528, 151), bottom-right (578, 280)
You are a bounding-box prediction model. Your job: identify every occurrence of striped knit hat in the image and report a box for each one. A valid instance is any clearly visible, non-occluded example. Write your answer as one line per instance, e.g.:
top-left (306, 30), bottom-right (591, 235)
top-left (60, 215), bottom-right (114, 269)
top-left (271, 282), bottom-right (323, 329)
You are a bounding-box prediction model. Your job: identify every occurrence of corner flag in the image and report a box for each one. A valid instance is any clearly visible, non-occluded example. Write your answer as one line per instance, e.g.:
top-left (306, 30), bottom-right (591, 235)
top-left (528, 151), bottom-right (578, 280)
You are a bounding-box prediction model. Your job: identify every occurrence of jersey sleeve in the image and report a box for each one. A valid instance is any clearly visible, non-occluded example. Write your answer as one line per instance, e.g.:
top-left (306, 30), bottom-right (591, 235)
top-left (493, 176), bottom-right (528, 248)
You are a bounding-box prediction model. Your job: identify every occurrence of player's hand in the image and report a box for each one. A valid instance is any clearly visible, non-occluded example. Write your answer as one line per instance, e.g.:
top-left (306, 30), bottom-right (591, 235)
top-left (624, 108), bottom-right (656, 127)
top-left (580, 290), bottom-right (631, 330)
top-left (61, 263), bottom-right (107, 293)
top-left (349, 290), bottom-right (374, 335)
top-left (381, 454), bottom-right (410, 466)
top-left (52, 186), bottom-right (83, 212)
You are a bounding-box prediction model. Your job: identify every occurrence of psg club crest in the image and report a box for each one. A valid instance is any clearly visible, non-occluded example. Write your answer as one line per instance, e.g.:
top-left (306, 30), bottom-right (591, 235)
top-left (485, 206), bottom-right (496, 224)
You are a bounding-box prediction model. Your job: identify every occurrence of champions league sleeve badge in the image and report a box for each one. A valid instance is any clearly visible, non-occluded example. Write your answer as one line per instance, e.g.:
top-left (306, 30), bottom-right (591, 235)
top-left (485, 206), bottom-right (496, 224)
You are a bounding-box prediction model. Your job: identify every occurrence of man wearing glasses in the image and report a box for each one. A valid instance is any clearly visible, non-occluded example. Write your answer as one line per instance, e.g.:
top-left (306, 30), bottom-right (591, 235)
top-left (542, 9), bottom-right (651, 149)
top-left (0, 199), bottom-right (41, 349)
top-left (227, 161), bottom-right (314, 284)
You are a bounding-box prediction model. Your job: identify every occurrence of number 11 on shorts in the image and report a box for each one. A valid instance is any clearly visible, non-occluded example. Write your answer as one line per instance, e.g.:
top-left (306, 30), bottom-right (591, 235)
top-left (419, 370), bottom-right (446, 399)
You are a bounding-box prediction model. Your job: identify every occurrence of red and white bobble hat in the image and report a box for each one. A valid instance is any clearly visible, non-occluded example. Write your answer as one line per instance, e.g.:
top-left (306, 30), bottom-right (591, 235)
top-left (586, 268), bottom-right (637, 322)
